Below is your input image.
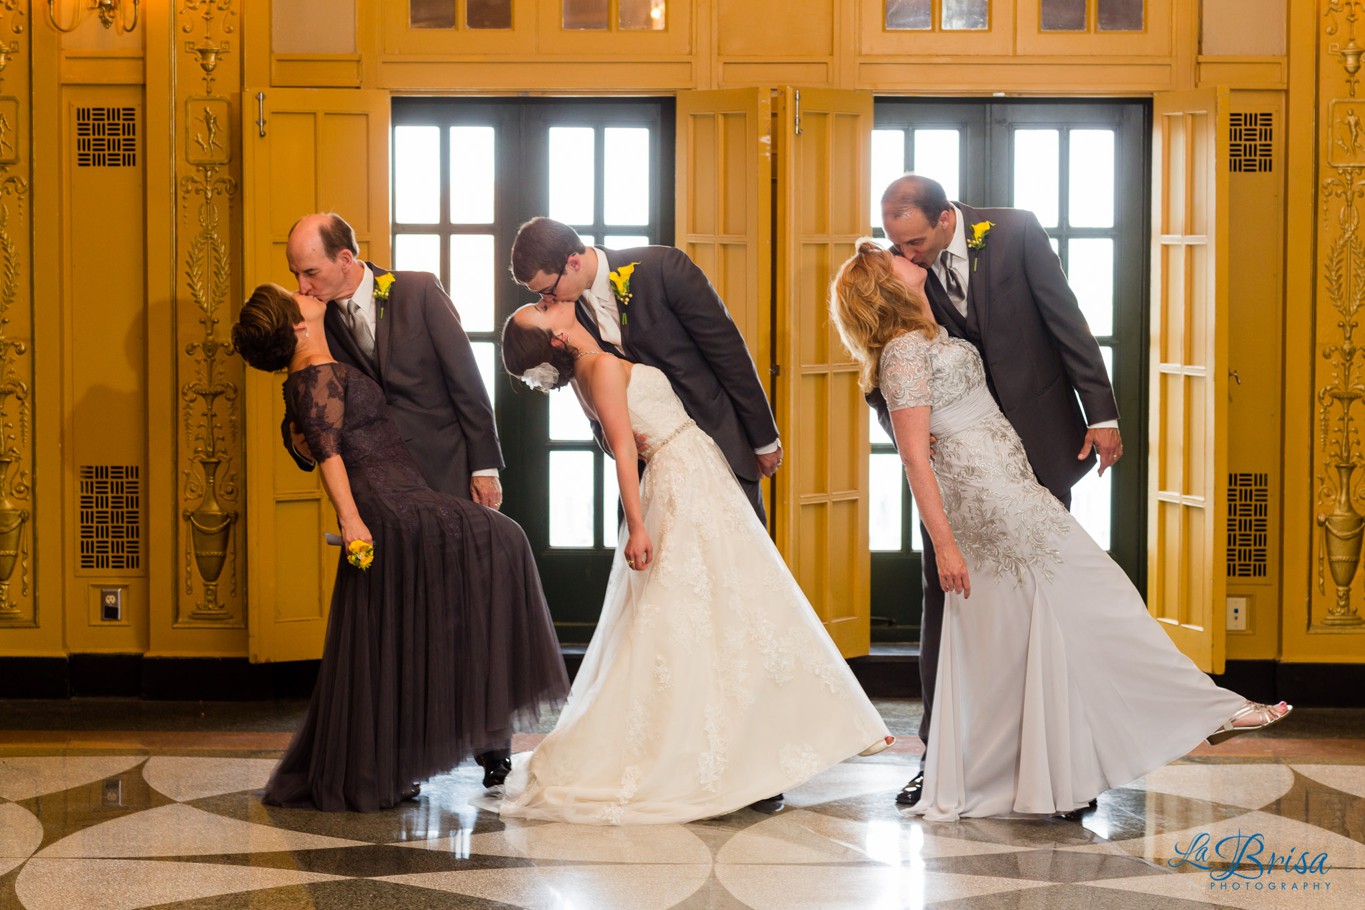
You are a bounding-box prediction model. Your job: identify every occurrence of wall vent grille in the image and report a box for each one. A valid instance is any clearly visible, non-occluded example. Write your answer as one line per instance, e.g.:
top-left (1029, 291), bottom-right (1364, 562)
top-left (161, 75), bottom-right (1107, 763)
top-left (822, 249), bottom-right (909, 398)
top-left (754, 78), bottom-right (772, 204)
top-left (79, 465), bottom-right (140, 570)
top-left (76, 107), bottom-right (137, 167)
top-left (1229, 112), bottom-right (1273, 174)
top-left (1227, 472), bottom-right (1269, 578)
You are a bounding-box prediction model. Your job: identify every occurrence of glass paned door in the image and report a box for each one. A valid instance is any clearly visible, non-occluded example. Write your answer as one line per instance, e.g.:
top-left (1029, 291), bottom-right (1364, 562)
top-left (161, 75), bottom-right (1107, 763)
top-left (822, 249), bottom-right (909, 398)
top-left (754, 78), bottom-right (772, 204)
top-left (391, 98), bottom-right (674, 640)
top-left (868, 99), bottom-right (1148, 640)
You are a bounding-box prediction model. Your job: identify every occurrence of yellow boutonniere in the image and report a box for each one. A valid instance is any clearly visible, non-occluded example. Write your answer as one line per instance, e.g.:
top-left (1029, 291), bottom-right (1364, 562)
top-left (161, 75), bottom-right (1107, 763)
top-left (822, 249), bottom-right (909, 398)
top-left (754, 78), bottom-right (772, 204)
top-left (347, 539), bottom-right (375, 570)
top-left (373, 272), bottom-right (395, 304)
top-left (372, 273), bottom-right (394, 318)
top-left (608, 262), bottom-right (640, 326)
top-left (966, 221), bottom-right (994, 271)
top-left (966, 221), bottom-right (994, 250)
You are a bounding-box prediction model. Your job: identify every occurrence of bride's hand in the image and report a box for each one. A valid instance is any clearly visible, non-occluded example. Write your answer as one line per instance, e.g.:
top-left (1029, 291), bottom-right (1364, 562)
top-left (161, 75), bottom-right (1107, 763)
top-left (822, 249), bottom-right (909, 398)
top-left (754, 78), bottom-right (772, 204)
top-left (937, 542), bottom-right (971, 598)
top-left (624, 527), bottom-right (653, 571)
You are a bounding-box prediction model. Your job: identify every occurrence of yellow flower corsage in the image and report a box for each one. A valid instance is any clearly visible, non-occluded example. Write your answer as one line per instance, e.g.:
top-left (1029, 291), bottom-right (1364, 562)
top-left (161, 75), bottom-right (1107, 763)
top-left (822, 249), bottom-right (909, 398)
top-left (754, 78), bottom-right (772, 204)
top-left (966, 221), bottom-right (994, 271)
top-left (347, 539), bottom-right (375, 570)
top-left (607, 262), bottom-right (640, 326)
top-left (374, 273), bottom-right (395, 302)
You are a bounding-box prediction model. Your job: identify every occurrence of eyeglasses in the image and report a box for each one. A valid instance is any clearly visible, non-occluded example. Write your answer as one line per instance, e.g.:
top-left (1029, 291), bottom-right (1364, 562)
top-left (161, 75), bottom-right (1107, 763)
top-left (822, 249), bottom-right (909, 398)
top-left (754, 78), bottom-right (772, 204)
top-left (529, 263), bottom-right (567, 299)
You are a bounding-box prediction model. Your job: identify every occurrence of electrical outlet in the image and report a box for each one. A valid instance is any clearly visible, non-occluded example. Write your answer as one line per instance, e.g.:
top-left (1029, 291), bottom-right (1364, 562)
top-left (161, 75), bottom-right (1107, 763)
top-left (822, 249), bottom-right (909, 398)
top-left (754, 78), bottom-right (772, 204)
top-left (1226, 595), bottom-right (1248, 632)
top-left (100, 588), bottom-right (122, 622)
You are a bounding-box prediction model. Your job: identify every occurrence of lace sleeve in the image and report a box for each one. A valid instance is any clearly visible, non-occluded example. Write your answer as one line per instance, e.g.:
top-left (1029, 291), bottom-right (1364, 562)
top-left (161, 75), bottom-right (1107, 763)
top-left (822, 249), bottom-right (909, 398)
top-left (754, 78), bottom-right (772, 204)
top-left (878, 333), bottom-right (933, 411)
top-left (284, 365), bottom-right (346, 461)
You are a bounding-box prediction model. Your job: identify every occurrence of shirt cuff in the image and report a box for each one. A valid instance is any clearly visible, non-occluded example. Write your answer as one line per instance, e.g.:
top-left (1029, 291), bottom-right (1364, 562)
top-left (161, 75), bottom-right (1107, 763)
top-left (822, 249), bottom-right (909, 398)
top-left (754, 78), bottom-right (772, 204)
top-left (471, 468), bottom-right (500, 478)
top-left (754, 440), bottom-right (781, 455)
top-left (1087, 420), bottom-right (1119, 430)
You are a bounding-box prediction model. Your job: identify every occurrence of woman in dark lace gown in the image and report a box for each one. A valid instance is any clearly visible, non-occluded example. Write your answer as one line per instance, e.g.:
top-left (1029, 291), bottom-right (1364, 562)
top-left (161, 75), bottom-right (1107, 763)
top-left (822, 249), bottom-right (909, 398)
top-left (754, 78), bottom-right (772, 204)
top-left (231, 284), bottom-right (568, 812)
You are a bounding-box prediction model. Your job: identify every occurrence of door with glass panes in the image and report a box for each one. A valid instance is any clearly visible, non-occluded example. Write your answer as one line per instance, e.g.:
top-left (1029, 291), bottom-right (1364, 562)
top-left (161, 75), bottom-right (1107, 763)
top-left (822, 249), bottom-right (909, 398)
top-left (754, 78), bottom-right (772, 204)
top-left (390, 98), bottom-right (674, 641)
top-left (867, 100), bottom-right (1149, 641)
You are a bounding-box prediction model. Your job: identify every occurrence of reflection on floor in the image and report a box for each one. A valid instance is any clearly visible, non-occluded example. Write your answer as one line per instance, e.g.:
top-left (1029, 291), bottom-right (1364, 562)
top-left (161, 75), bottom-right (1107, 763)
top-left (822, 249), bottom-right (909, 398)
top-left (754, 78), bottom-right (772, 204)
top-left (0, 699), bottom-right (1360, 909)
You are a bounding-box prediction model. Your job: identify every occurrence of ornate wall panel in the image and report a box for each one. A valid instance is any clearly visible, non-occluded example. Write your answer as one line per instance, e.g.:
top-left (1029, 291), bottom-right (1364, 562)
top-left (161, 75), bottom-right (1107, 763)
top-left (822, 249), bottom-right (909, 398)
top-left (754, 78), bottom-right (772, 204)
top-left (1314, 2), bottom-right (1365, 631)
top-left (175, 0), bottom-right (243, 625)
top-left (0, 3), bottom-right (34, 629)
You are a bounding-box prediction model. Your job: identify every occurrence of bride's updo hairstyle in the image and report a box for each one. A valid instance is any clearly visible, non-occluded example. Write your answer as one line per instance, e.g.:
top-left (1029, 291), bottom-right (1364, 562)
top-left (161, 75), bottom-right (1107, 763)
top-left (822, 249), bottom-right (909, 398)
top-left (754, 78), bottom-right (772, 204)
top-left (232, 283), bottom-right (302, 373)
top-left (501, 303), bottom-right (576, 392)
top-left (830, 240), bottom-right (938, 393)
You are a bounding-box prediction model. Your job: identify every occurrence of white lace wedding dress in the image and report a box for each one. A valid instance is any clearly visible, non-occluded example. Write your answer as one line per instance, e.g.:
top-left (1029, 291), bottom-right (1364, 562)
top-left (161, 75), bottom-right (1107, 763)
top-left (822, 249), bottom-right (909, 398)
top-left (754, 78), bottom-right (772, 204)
top-left (497, 365), bottom-right (891, 825)
top-left (881, 328), bottom-right (1248, 821)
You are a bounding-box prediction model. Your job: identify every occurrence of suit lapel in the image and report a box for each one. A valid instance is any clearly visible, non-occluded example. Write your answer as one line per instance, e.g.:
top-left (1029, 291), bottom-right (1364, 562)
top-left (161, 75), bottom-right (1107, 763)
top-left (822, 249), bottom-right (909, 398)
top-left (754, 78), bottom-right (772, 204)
top-left (966, 247), bottom-right (989, 339)
top-left (578, 248), bottom-right (628, 358)
top-left (325, 301), bottom-right (379, 382)
top-left (603, 249), bottom-right (631, 354)
top-left (924, 269), bottom-right (964, 336)
top-left (368, 261), bottom-right (394, 375)
top-left (576, 297), bottom-right (624, 358)
top-left (956, 204), bottom-right (990, 340)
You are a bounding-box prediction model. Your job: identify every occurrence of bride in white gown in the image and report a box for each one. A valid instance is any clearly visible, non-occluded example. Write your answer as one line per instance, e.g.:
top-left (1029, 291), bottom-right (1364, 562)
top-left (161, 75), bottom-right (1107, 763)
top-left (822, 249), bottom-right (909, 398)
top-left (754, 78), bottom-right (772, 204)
top-left (497, 299), bottom-right (893, 825)
top-left (829, 242), bottom-right (1290, 821)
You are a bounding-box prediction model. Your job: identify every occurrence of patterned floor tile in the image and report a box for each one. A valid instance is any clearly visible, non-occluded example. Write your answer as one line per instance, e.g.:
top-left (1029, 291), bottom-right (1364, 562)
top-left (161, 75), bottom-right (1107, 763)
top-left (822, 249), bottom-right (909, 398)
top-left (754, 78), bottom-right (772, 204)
top-left (0, 701), bottom-right (1360, 909)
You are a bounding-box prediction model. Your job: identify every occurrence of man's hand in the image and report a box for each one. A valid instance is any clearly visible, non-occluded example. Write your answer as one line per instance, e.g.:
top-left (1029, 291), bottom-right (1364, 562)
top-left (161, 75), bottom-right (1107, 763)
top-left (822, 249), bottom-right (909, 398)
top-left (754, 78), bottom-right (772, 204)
top-left (471, 475), bottom-right (503, 510)
top-left (1078, 427), bottom-right (1123, 476)
top-left (756, 444), bottom-right (783, 478)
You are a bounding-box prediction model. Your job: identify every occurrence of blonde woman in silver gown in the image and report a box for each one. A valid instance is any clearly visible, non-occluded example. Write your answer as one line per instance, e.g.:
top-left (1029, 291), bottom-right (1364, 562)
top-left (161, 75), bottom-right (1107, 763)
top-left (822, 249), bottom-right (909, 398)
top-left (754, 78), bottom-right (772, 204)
top-left (830, 242), bottom-right (1290, 821)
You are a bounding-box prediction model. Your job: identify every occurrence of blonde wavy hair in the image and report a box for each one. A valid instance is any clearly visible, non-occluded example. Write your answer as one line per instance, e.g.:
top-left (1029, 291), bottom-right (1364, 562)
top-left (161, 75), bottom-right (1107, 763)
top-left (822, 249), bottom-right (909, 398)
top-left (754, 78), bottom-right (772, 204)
top-left (830, 239), bottom-right (938, 393)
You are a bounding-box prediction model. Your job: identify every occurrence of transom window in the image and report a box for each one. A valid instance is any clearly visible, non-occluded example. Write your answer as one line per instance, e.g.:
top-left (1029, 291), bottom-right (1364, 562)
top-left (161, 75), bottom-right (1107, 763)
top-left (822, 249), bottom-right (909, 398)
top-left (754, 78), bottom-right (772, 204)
top-left (410, 0), bottom-right (512, 29)
top-left (884, 0), bottom-right (1144, 32)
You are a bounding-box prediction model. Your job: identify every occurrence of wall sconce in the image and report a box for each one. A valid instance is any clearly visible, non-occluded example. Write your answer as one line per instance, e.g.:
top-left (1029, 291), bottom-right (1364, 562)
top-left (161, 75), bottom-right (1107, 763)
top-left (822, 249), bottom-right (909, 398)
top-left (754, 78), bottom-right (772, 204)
top-left (46, 0), bottom-right (140, 34)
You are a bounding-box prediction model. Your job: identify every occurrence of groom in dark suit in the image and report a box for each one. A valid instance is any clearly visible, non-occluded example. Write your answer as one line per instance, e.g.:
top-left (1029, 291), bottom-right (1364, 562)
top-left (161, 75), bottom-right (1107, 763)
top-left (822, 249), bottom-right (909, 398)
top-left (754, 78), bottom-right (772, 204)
top-left (509, 216), bottom-right (782, 524)
top-left (282, 213), bottom-right (513, 789)
top-left (870, 175), bottom-right (1122, 809)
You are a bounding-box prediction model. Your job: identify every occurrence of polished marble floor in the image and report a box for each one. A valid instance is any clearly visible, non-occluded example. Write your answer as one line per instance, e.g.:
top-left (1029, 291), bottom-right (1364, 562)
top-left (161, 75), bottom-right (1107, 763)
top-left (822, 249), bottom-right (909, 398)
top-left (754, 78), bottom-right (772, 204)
top-left (0, 698), bottom-right (1360, 909)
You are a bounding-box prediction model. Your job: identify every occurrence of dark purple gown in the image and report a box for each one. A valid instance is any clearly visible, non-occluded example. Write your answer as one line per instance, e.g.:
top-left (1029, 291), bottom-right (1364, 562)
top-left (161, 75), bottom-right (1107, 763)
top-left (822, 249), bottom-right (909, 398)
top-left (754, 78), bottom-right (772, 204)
top-left (263, 362), bottom-right (568, 812)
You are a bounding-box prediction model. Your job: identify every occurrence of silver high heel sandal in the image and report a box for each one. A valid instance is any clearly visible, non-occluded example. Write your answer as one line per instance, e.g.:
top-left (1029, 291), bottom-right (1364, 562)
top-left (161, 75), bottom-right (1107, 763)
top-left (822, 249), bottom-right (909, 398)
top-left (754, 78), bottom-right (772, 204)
top-left (1207, 701), bottom-right (1292, 745)
top-left (859, 735), bottom-right (896, 757)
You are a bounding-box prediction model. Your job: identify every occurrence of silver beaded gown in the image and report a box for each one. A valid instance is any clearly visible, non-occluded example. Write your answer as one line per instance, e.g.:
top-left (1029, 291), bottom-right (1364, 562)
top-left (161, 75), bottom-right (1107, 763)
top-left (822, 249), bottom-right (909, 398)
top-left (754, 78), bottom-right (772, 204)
top-left (880, 327), bottom-right (1247, 820)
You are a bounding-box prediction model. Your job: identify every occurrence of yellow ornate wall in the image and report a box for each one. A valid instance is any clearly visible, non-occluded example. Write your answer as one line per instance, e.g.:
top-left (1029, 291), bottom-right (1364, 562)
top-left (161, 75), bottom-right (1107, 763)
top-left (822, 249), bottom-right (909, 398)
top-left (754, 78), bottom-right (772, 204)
top-left (1, 0), bottom-right (1356, 671)
top-left (0, 3), bottom-right (33, 634)
top-left (1286, 0), bottom-right (1365, 661)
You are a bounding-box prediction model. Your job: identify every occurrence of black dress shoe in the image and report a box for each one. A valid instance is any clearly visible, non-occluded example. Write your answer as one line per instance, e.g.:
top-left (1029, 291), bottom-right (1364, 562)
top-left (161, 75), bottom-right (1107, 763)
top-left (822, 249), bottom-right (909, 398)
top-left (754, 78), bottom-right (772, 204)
top-left (896, 771), bottom-right (924, 806)
top-left (475, 750), bottom-right (512, 789)
top-left (1058, 798), bottom-right (1099, 821)
top-left (749, 793), bottom-right (784, 813)
top-left (399, 783), bottom-right (421, 802)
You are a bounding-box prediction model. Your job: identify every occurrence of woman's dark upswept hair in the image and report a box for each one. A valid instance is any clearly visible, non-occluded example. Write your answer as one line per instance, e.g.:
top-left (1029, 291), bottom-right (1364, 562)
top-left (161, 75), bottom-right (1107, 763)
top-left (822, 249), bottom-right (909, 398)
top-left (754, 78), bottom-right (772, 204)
top-left (829, 240), bottom-right (938, 393)
top-left (509, 216), bottom-right (586, 283)
top-left (501, 305), bottom-right (576, 392)
top-left (232, 283), bottom-right (302, 373)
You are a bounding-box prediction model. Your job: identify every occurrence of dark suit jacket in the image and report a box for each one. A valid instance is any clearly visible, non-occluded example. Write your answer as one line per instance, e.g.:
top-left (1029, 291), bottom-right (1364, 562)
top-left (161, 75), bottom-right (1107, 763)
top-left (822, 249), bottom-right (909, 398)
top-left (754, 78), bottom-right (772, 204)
top-left (869, 206), bottom-right (1118, 501)
top-left (576, 246), bottom-right (779, 486)
top-left (284, 264), bottom-right (503, 498)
